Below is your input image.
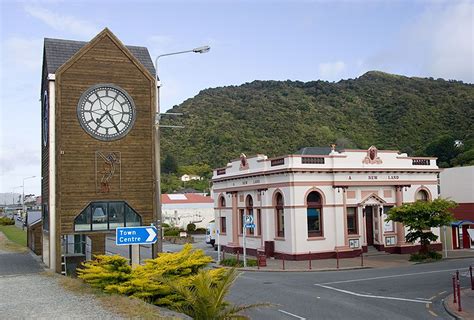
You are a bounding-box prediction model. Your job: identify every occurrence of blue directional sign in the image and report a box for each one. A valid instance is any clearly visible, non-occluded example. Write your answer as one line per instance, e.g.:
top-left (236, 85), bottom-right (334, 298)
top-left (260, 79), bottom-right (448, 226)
top-left (245, 223), bottom-right (255, 228)
top-left (116, 226), bottom-right (158, 246)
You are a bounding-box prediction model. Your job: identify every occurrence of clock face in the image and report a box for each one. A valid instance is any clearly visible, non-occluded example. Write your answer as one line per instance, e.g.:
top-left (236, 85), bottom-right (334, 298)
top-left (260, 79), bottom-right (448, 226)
top-left (42, 90), bottom-right (49, 147)
top-left (77, 84), bottom-right (136, 141)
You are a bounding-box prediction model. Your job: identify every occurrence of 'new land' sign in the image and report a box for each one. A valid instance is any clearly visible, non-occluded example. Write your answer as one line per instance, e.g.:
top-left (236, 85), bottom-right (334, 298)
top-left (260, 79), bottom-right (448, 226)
top-left (116, 226), bottom-right (158, 246)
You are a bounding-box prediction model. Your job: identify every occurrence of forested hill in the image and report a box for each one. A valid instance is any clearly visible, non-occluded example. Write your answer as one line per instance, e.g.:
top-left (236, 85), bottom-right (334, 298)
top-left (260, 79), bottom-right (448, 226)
top-left (160, 71), bottom-right (474, 169)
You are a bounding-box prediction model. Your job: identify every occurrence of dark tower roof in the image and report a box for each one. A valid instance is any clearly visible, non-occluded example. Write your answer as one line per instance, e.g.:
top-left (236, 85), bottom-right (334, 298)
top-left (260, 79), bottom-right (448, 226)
top-left (43, 38), bottom-right (155, 76)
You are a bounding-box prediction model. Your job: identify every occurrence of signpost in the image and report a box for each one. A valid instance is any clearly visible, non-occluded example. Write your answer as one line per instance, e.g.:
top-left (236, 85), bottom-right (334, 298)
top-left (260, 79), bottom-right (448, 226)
top-left (243, 215), bottom-right (254, 267)
top-left (116, 226), bottom-right (158, 245)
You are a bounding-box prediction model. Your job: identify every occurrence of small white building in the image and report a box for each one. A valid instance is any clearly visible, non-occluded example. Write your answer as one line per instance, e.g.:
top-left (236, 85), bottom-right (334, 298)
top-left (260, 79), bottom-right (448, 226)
top-left (180, 174), bottom-right (202, 182)
top-left (212, 147), bottom-right (441, 260)
top-left (162, 193), bottom-right (214, 229)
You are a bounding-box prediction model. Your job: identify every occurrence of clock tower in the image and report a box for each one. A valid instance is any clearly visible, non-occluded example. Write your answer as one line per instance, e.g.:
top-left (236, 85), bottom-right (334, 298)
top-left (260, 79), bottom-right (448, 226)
top-left (41, 28), bottom-right (156, 273)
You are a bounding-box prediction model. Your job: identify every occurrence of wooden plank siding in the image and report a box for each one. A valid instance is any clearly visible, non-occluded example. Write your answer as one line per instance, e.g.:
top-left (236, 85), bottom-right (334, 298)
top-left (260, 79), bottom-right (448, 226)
top-left (54, 31), bottom-right (155, 271)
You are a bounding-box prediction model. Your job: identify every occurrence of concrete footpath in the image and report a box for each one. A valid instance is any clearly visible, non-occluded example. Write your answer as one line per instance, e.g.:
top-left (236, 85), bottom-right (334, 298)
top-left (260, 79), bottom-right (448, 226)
top-left (218, 248), bottom-right (474, 272)
top-left (0, 232), bottom-right (124, 319)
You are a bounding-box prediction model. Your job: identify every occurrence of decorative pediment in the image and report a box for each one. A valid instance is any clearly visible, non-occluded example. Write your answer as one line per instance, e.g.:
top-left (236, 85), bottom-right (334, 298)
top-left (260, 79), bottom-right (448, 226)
top-left (362, 145), bottom-right (383, 164)
top-left (239, 153), bottom-right (249, 170)
top-left (359, 193), bottom-right (387, 206)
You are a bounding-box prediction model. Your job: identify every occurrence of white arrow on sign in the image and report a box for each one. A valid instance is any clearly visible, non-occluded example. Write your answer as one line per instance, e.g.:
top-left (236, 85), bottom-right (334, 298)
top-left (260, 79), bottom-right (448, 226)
top-left (146, 227), bottom-right (157, 242)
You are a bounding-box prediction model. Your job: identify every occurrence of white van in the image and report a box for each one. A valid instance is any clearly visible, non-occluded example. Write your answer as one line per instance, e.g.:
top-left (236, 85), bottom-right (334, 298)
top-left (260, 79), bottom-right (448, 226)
top-left (205, 222), bottom-right (216, 247)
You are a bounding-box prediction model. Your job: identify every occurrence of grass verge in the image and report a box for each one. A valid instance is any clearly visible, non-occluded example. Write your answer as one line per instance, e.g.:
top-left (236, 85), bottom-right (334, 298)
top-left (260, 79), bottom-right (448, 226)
top-left (0, 225), bottom-right (27, 246)
top-left (58, 275), bottom-right (178, 319)
top-left (0, 227), bottom-right (28, 253)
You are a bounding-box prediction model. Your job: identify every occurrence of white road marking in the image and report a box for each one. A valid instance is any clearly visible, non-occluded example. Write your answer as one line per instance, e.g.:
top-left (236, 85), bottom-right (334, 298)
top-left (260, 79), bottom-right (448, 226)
top-left (316, 268), bottom-right (461, 285)
top-left (315, 284), bottom-right (432, 304)
top-left (278, 309), bottom-right (306, 320)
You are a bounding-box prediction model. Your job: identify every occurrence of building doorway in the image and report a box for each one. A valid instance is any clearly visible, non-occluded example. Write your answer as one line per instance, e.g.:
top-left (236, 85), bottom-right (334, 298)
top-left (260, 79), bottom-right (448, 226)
top-left (365, 206), bottom-right (374, 246)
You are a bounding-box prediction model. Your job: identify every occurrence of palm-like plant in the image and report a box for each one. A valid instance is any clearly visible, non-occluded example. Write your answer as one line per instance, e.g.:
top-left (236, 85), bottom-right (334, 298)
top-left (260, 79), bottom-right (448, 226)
top-left (169, 268), bottom-right (268, 320)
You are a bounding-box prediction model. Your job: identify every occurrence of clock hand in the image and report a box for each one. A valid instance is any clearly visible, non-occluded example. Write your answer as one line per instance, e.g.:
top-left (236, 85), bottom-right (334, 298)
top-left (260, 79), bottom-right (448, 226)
top-left (96, 111), bottom-right (108, 123)
top-left (107, 112), bottom-right (120, 132)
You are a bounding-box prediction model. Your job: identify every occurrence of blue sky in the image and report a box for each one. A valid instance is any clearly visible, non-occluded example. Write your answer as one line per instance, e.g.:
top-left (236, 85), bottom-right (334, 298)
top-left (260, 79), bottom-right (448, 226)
top-left (0, 0), bottom-right (472, 196)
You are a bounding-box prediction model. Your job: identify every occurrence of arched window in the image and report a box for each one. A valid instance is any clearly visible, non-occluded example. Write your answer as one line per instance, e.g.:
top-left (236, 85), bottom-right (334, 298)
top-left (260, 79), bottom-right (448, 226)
top-left (307, 191), bottom-right (323, 237)
top-left (218, 196), bottom-right (226, 234)
top-left (275, 193), bottom-right (284, 237)
top-left (416, 190), bottom-right (429, 202)
top-left (246, 195), bottom-right (254, 235)
top-left (219, 196), bottom-right (226, 208)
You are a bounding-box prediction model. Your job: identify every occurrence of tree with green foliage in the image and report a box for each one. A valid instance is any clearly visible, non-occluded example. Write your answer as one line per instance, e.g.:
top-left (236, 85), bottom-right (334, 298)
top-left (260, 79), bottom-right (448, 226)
top-left (168, 268), bottom-right (268, 320)
top-left (386, 198), bottom-right (457, 255)
top-left (162, 154), bottom-right (178, 174)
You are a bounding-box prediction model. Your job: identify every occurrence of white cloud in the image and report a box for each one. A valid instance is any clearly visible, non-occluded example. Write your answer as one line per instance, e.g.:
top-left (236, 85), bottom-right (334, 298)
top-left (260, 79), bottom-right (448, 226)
top-left (362, 1), bottom-right (473, 82)
top-left (24, 5), bottom-right (99, 39)
top-left (318, 61), bottom-right (346, 81)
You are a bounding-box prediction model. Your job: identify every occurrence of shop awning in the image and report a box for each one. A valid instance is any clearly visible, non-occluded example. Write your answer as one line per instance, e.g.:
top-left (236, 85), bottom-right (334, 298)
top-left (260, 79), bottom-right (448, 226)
top-left (451, 220), bottom-right (474, 227)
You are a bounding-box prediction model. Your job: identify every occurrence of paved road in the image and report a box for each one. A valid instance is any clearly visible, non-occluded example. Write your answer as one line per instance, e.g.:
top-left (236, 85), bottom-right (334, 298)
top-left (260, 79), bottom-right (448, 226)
top-left (228, 258), bottom-right (474, 320)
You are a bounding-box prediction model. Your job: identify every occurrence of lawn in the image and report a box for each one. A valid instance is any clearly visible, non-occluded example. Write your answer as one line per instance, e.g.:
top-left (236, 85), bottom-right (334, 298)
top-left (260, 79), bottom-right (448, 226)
top-left (0, 225), bottom-right (27, 246)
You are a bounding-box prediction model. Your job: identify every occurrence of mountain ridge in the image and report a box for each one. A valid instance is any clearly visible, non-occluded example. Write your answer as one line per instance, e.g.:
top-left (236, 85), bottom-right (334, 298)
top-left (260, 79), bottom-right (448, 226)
top-left (160, 71), bottom-right (474, 169)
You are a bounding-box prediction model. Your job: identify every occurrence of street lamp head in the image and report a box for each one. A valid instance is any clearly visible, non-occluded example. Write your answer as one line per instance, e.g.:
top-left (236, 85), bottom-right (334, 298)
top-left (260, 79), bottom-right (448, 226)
top-left (193, 46), bottom-right (210, 54)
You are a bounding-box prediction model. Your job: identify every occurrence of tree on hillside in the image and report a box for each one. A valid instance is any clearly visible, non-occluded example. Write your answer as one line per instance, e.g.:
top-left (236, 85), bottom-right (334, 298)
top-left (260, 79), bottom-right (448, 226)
top-left (162, 154), bottom-right (178, 174)
top-left (385, 198), bottom-right (456, 257)
top-left (424, 135), bottom-right (461, 167)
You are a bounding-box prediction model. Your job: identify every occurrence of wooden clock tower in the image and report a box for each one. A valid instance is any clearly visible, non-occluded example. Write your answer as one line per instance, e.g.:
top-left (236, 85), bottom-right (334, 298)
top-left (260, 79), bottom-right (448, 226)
top-left (41, 28), bottom-right (156, 273)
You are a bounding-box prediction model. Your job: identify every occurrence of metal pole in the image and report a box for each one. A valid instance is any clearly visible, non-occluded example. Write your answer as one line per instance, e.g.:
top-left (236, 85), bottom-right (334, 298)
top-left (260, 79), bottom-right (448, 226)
top-left (453, 275), bottom-right (457, 303)
top-left (309, 251), bottom-right (312, 270)
top-left (470, 265), bottom-right (473, 290)
top-left (243, 221), bottom-right (247, 268)
top-left (217, 229), bottom-right (221, 264)
top-left (443, 225), bottom-right (448, 258)
top-left (152, 46), bottom-right (209, 256)
top-left (457, 279), bottom-right (462, 312)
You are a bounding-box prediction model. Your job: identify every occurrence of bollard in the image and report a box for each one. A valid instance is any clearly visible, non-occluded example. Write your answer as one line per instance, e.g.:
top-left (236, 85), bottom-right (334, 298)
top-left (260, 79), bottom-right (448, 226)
top-left (257, 255), bottom-right (260, 270)
top-left (361, 252), bottom-right (364, 267)
top-left (336, 250), bottom-right (340, 269)
top-left (453, 275), bottom-right (457, 304)
top-left (470, 265), bottom-right (473, 290)
top-left (309, 251), bottom-right (312, 270)
top-left (236, 252), bottom-right (240, 263)
top-left (457, 279), bottom-right (462, 312)
top-left (282, 256), bottom-right (285, 270)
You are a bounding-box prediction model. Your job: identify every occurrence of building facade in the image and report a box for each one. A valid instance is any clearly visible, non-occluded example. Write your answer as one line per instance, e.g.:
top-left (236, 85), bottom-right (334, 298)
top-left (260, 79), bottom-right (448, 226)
top-left (162, 193), bottom-right (214, 229)
top-left (41, 29), bottom-right (156, 272)
top-left (440, 166), bottom-right (474, 250)
top-left (212, 146), bottom-right (441, 259)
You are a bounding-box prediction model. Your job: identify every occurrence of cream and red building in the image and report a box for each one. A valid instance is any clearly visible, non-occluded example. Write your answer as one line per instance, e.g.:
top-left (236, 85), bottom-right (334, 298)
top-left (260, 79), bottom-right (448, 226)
top-left (440, 166), bottom-right (474, 250)
top-left (212, 146), bottom-right (441, 259)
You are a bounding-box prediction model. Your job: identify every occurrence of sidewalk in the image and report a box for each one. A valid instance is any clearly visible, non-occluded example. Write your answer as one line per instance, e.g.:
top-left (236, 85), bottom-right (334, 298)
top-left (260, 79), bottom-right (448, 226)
top-left (445, 288), bottom-right (474, 320)
top-left (218, 251), bottom-right (417, 271)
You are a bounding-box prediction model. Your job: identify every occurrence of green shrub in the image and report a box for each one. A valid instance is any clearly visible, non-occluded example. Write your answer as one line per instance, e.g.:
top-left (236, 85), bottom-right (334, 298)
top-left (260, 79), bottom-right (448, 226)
top-left (193, 227), bottom-right (207, 234)
top-left (409, 251), bottom-right (442, 262)
top-left (220, 257), bottom-right (257, 267)
top-left (161, 223), bottom-right (170, 228)
top-left (186, 223), bottom-right (196, 232)
top-left (107, 244), bottom-right (216, 308)
top-left (0, 217), bottom-right (15, 226)
top-left (164, 227), bottom-right (182, 237)
top-left (77, 255), bottom-right (132, 290)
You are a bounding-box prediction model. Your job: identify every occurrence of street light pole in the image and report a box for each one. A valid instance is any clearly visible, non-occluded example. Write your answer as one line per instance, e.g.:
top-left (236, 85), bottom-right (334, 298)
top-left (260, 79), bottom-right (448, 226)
top-left (22, 176), bottom-right (36, 220)
top-left (153, 45), bottom-right (210, 257)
